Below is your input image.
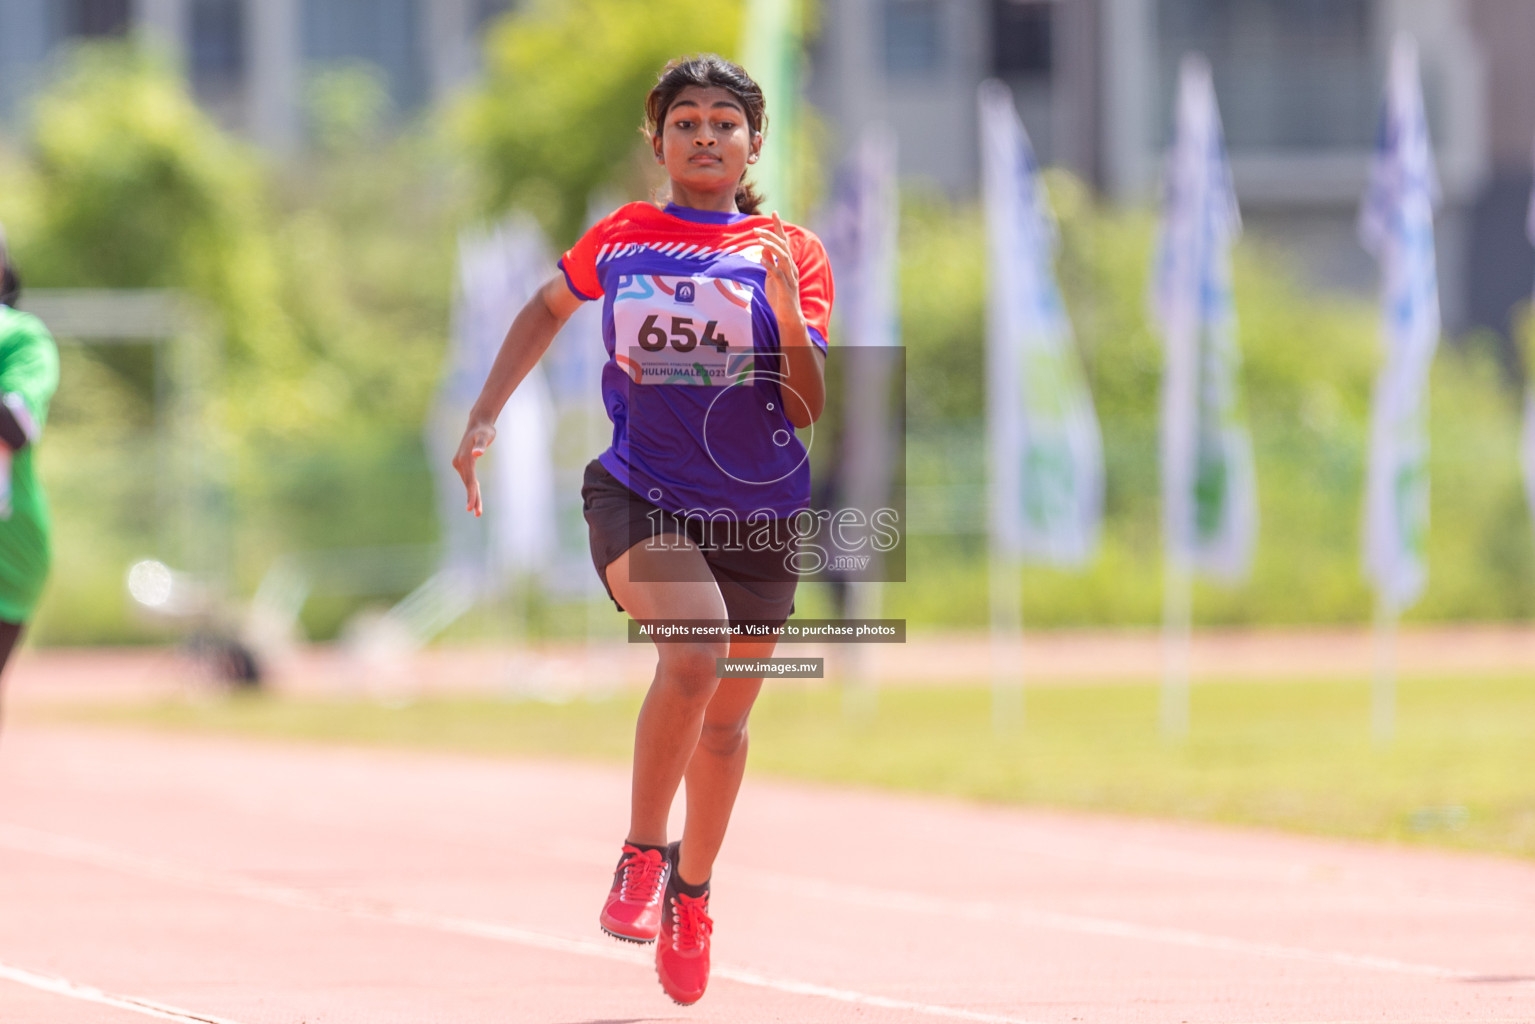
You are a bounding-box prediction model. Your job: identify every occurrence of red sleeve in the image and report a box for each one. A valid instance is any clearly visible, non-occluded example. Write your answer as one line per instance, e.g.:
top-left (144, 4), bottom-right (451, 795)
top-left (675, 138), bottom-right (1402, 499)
top-left (557, 211), bottom-right (620, 301)
top-left (788, 226), bottom-right (834, 353)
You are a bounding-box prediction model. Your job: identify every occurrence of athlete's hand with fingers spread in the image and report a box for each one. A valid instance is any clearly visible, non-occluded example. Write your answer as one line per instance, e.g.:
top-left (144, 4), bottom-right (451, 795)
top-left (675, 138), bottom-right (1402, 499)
top-left (753, 212), bottom-right (805, 332)
top-left (452, 420), bottom-right (496, 517)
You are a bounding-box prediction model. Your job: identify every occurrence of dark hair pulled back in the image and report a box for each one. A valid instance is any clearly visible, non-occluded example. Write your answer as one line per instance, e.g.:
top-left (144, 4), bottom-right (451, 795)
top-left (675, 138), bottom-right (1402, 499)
top-left (645, 54), bottom-right (767, 214)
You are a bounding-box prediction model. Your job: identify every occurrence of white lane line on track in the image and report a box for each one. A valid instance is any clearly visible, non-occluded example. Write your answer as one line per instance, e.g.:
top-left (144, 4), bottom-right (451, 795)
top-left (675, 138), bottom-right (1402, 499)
top-left (0, 960), bottom-right (251, 1024)
top-left (0, 823), bottom-right (1046, 1024)
top-left (551, 835), bottom-right (1535, 923)
top-left (736, 868), bottom-right (1487, 981)
top-left (551, 837), bottom-right (1532, 986)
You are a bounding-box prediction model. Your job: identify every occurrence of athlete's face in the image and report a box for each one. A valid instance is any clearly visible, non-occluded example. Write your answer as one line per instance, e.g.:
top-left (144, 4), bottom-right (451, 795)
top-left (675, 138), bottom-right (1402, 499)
top-left (653, 85), bottom-right (760, 203)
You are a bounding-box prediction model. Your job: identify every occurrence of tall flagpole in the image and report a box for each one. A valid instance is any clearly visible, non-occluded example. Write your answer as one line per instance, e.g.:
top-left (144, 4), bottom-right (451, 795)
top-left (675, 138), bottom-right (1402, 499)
top-left (1153, 59), bottom-right (1208, 741)
top-left (741, 0), bottom-right (800, 217)
top-left (1160, 558), bottom-right (1192, 738)
top-left (1372, 594), bottom-right (1398, 742)
top-left (1359, 34), bottom-right (1441, 742)
top-left (981, 80), bottom-right (1028, 733)
top-left (1152, 57), bottom-right (1254, 739)
top-left (988, 551), bottom-right (1025, 732)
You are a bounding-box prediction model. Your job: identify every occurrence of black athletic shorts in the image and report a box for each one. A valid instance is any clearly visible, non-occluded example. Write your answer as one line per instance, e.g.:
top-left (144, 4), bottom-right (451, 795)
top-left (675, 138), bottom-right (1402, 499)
top-left (581, 459), bottom-right (799, 629)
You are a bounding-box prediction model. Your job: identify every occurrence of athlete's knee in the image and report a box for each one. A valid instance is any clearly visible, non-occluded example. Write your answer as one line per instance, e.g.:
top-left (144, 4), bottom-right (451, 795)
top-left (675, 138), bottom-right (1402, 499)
top-left (657, 640), bottom-right (726, 700)
top-left (698, 716), bottom-right (748, 757)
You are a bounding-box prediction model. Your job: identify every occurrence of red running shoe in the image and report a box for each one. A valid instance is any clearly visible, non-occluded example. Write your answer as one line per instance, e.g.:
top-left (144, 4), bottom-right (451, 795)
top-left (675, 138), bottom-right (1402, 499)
top-left (655, 882), bottom-right (713, 1005)
top-left (598, 844), bottom-right (670, 943)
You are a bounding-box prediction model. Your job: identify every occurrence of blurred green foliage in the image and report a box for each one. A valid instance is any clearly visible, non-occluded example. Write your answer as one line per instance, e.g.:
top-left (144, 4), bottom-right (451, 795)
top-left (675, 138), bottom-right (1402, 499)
top-left (1, 45), bottom-right (450, 643)
top-left (305, 63), bottom-right (392, 154)
top-left (456, 0), bottom-right (743, 246)
top-left (891, 171), bottom-right (1533, 627)
top-left (11, 47), bottom-right (304, 441)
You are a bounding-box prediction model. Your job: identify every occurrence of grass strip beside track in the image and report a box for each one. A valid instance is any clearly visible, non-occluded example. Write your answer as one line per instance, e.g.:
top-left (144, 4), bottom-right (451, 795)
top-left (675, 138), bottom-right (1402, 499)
top-left (45, 675), bottom-right (1535, 859)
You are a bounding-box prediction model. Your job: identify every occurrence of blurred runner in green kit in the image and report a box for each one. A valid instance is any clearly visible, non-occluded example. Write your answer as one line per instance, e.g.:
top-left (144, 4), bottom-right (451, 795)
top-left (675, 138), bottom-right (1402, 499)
top-left (0, 225), bottom-right (60, 714)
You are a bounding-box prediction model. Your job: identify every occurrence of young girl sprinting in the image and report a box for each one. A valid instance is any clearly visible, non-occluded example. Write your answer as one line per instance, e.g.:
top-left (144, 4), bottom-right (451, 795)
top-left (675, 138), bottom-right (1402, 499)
top-left (452, 54), bottom-right (832, 1005)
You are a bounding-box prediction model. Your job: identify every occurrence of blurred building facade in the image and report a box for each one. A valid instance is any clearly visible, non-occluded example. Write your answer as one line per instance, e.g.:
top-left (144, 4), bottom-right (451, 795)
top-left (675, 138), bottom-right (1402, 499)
top-left (811, 0), bottom-right (1535, 342)
top-left (0, 0), bottom-right (513, 150)
top-left (1, 0), bottom-right (1532, 340)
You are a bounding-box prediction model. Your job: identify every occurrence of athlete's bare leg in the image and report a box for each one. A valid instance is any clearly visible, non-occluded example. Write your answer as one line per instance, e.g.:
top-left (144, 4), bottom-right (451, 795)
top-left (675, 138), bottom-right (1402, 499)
top-left (676, 639), bottom-right (773, 886)
top-left (605, 537), bottom-right (730, 851)
top-left (0, 620), bottom-right (23, 741)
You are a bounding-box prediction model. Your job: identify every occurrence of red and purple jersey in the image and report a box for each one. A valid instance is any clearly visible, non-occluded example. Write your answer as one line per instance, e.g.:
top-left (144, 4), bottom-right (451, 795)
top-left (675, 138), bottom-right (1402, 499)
top-left (560, 201), bottom-right (833, 518)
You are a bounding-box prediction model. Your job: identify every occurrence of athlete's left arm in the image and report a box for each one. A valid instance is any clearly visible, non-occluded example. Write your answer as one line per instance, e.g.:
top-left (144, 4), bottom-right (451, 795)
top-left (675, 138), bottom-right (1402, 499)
top-left (754, 213), bottom-right (826, 428)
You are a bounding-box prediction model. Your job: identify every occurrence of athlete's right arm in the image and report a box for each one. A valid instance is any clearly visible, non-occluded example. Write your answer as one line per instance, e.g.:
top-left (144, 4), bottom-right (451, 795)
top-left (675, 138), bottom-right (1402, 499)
top-left (451, 275), bottom-right (585, 517)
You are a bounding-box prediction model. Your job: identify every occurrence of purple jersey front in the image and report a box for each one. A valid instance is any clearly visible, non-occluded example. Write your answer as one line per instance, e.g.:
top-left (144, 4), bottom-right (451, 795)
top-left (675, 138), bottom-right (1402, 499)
top-left (559, 202), bottom-right (834, 518)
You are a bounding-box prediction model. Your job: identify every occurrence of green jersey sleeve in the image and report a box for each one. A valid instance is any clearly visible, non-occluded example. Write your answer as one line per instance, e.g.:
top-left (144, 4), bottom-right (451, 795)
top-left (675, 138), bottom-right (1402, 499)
top-left (0, 308), bottom-right (60, 439)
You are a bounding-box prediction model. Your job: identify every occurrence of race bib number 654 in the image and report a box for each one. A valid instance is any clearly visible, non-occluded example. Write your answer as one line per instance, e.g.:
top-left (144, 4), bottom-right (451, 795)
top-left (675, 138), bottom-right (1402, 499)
top-left (613, 274), bottom-right (756, 386)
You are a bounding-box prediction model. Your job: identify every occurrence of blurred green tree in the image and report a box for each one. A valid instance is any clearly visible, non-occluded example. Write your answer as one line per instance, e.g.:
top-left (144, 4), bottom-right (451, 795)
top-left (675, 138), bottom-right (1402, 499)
top-left (305, 63), bottom-right (392, 155)
top-left (14, 45), bottom-right (311, 441)
top-left (8, 43), bottom-right (453, 449)
top-left (456, 0), bottom-right (743, 245)
top-left (0, 45), bottom-right (448, 643)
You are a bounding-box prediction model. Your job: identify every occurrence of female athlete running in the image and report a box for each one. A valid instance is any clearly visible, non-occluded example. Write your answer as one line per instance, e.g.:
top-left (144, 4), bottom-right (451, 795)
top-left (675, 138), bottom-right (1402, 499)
top-left (451, 55), bottom-right (832, 1005)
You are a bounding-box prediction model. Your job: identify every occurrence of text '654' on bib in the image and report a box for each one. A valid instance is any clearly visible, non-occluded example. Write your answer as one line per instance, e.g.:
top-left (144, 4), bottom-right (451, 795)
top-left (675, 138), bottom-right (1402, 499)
top-left (613, 274), bottom-right (756, 386)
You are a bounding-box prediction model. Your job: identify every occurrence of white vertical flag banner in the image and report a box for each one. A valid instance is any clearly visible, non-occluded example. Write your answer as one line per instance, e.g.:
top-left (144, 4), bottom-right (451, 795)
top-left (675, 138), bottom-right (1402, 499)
top-left (1359, 34), bottom-right (1440, 614)
top-left (1151, 55), bottom-right (1257, 583)
top-left (980, 80), bottom-right (1104, 566)
top-left (431, 216), bottom-right (558, 593)
top-left (980, 79), bottom-right (1102, 730)
top-left (827, 126), bottom-right (899, 347)
top-left (823, 124), bottom-right (901, 718)
top-left (824, 124), bottom-right (901, 520)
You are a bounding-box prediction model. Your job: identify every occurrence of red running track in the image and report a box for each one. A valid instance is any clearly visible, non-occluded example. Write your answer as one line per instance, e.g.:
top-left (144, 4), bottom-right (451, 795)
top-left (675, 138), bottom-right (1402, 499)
top-left (0, 724), bottom-right (1531, 1023)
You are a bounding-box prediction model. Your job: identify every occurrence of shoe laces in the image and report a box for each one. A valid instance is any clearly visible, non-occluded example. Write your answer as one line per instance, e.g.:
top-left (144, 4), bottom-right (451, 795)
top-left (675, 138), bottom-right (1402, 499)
top-left (618, 845), bottom-right (667, 904)
top-left (669, 892), bottom-right (712, 953)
